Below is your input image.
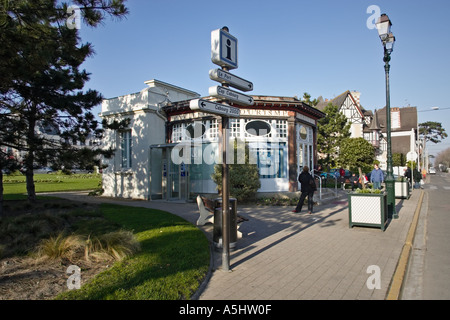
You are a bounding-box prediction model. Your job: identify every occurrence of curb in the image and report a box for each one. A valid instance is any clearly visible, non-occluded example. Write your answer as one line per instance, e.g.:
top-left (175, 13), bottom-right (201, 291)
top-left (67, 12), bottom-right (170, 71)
top-left (191, 242), bottom-right (215, 300)
top-left (386, 190), bottom-right (424, 300)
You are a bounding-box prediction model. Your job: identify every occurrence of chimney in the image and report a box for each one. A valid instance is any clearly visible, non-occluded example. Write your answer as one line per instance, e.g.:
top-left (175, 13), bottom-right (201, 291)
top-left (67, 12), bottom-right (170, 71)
top-left (351, 91), bottom-right (361, 107)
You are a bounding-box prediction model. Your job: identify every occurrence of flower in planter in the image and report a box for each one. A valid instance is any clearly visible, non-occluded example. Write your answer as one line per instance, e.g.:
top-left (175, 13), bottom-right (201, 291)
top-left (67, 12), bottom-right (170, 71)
top-left (353, 188), bottom-right (383, 194)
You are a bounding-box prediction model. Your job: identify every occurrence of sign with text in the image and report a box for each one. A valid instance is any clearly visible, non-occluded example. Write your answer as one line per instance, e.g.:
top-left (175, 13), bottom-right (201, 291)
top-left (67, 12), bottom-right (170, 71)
top-left (209, 68), bottom-right (253, 92)
top-left (190, 99), bottom-right (240, 118)
top-left (209, 85), bottom-right (254, 106)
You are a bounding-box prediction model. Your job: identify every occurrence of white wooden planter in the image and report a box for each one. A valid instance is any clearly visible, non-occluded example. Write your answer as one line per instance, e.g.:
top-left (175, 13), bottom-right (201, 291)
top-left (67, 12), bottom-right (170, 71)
top-left (395, 181), bottom-right (410, 199)
top-left (348, 192), bottom-right (388, 231)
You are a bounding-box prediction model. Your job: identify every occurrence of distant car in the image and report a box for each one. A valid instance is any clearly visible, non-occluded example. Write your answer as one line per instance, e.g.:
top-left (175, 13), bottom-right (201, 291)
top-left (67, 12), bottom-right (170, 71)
top-left (429, 167), bottom-right (436, 174)
top-left (71, 168), bottom-right (93, 174)
top-left (320, 169), bottom-right (352, 182)
top-left (33, 167), bottom-right (54, 174)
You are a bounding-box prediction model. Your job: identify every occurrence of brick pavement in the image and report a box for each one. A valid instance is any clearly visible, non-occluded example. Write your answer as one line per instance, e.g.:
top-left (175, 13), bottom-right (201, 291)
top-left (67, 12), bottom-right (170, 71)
top-left (199, 190), bottom-right (421, 300)
top-left (47, 188), bottom-right (422, 300)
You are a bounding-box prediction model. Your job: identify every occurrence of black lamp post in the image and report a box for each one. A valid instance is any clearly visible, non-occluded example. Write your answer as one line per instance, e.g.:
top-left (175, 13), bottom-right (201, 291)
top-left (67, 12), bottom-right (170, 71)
top-left (376, 14), bottom-right (398, 219)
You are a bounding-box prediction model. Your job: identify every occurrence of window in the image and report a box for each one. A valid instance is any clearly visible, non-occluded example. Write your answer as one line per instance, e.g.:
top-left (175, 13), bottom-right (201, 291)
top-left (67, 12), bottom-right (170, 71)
top-left (230, 119), bottom-right (240, 138)
top-left (275, 120), bottom-right (287, 138)
top-left (186, 122), bottom-right (206, 139)
top-left (252, 142), bottom-right (287, 179)
top-left (209, 119), bottom-right (218, 139)
top-left (245, 120), bottom-right (271, 137)
top-left (171, 123), bottom-right (184, 142)
top-left (120, 130), bottom-right (132, 169)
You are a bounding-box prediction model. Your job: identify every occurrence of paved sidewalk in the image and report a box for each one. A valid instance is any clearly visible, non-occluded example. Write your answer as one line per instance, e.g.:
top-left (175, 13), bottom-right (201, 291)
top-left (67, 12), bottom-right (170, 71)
top-left (47, 189), bottom-right (422, 300)
top-left (199, 190), bottom-right (422, 300)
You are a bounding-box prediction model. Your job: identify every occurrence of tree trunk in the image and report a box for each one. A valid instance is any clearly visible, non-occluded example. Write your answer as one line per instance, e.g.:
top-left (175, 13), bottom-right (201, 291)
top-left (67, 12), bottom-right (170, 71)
top-left (0, 169), bottom-right (3, 217)
top-left (25, 107), bottom-right (37, 203)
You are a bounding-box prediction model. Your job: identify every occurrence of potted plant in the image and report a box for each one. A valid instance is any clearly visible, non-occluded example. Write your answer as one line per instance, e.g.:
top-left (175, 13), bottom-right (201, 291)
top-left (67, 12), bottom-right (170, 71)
top-left (348, 188), bottom-right (388, 231)
top-left (395, 176), bottom-right (410, 199)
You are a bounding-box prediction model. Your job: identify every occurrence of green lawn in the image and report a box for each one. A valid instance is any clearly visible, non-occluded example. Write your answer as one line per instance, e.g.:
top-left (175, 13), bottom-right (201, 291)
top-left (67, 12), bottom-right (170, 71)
top-left (1, 173), bottom-right (211, 300)
top-left (56, 204), bottom-right (210, 300)
top-left (2, 173), bottom-right (101, 197)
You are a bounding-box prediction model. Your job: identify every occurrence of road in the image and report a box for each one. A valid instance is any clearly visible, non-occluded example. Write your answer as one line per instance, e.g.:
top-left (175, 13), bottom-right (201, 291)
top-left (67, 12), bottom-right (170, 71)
top-left (402, 171), bottom-right (450, 299)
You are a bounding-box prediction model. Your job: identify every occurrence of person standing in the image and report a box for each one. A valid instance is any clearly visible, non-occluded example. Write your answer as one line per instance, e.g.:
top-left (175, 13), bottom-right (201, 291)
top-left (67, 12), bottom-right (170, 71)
top-left (370, 163), bottom-right (384, 189)
top-left (292, 166), bottom-right (316, 214)
top-left (349, 173), bottom-right (359, 191)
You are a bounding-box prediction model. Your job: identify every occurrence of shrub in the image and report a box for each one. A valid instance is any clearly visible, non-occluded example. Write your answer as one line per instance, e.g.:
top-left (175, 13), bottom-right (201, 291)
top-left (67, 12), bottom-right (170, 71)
top-left (84, 230), bottom-right (141, 261)
top-left (211, 139), bottom-right (261, 202)
top-left (353, 188), bottom-right (383, 194)
top-left (36, 230), bottom-right (140, 262)
top-left (36, 233), bottom-right (85, 261)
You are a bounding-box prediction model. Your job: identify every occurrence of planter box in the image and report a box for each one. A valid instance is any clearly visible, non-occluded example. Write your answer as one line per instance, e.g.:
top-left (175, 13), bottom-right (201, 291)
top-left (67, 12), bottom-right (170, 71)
top-left (395, 181), bottom-right (410, 199)
top-left (348, 193), bottom-right (388, 231)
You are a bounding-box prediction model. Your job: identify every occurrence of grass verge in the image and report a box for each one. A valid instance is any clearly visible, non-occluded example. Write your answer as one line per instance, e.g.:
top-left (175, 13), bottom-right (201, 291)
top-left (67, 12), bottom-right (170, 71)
top-left (56, 203), bottom-right (210, 300)
top-left (0, 199), bottom-right (210, 300)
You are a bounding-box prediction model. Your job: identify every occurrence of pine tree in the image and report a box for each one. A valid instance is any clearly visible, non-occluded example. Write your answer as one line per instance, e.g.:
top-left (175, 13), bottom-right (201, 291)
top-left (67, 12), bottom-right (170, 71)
top-left (0, 1), bottom-right (128, 203)
top-left (317, 103), bottom-right (351, 168)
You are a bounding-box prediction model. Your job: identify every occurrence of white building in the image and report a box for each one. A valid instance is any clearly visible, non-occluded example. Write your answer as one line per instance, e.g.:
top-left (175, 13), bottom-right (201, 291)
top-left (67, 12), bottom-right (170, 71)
top-left (100, 80), bottom-right (325, 201)
top-left (99, 79), bottom-right (200, 199)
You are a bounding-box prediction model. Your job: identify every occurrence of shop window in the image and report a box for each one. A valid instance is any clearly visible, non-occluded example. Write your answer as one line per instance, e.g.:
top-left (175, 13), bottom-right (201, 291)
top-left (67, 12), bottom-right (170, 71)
top-left (185, 122), bottom-right (206, 139)
top-left (245, 120), bottom-right (271, 137)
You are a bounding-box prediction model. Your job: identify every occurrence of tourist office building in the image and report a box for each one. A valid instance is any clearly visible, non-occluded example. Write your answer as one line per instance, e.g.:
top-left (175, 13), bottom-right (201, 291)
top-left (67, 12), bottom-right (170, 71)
top-left (100, 79), bottom-right (325, 201)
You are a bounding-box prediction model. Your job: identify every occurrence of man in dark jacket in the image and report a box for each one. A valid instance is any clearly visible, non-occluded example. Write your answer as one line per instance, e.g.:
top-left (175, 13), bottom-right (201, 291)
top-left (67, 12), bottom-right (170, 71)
top-left (292, 166), bottom-right (316, 214)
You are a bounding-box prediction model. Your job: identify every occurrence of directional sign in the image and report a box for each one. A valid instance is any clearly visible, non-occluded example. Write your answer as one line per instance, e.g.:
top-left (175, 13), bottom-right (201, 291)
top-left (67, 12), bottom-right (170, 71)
top-left (189, 99), bottom-right (240, 118)
top-left (211, 28), bottom-right (238, 70)
top-left (209, 69), bottom-right (253, 92)
top-left (209, 86), bottom-right (254, 106)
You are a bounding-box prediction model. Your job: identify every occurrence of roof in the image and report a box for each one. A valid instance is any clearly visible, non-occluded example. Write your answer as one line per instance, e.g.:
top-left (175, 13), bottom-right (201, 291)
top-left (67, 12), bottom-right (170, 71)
top-left (315, 91), bottom-right (349, 111)
top-left (315, 90), bottom-right (368, 118)
top-left (375, 106), bottom-right (418, 133)
top-left (164, 95), bottom-right (326, 120)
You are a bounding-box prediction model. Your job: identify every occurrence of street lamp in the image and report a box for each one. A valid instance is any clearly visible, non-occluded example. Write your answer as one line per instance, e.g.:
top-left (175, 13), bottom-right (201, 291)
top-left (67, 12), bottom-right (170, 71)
top-left (376, 14), bottom-right (398, 219)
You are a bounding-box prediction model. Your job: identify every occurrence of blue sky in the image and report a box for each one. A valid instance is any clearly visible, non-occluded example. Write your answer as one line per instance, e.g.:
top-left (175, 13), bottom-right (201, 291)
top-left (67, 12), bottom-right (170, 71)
top-left (78, 0), bottom-right (450, 158)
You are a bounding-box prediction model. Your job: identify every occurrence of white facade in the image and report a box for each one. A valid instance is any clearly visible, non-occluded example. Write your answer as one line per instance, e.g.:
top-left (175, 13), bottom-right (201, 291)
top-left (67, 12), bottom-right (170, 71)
top-left (99, 79), bottom-right (200, 199)
top-left (100, 84), bottom-right (324, 201)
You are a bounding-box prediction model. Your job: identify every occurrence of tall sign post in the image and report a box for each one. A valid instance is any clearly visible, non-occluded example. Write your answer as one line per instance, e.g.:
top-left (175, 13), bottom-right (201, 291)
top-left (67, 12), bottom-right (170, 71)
top-left (209, 26), bottom-right (253, 271)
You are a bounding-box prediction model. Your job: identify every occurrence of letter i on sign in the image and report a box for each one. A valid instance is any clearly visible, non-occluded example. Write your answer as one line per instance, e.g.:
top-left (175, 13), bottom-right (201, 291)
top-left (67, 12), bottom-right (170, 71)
top-left (226, 39), bottom-right (232, 60)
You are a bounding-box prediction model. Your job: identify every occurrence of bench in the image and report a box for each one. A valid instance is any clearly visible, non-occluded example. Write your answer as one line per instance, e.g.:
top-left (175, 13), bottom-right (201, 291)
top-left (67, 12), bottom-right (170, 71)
top-left (196, 195), bottom-right (248, 239)
top-left (196, 195), bottom-right (215, 226)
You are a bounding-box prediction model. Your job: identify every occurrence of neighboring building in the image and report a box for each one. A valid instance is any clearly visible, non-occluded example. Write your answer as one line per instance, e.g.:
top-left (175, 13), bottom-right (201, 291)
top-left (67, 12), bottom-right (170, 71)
top-left (369, 106), bottom-right (418, 170)
top-left (100, 80), bottom-right (325, 201)
top-left (315, 90), bottom-right (372, 138)
top-left (315, 91), bottom-right (419, 171)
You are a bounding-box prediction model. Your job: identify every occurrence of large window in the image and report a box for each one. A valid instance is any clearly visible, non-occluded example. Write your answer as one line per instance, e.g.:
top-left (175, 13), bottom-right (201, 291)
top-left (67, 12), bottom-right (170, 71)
top-left (120, 130), bottom-right (132, 169)
top-left (250, 142), bottom-right (287, 179)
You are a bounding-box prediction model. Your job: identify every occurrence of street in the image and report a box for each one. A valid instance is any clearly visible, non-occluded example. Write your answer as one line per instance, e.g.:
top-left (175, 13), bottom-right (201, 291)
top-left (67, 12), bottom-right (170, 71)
top-left (402, 172), bottom-right (450, 299)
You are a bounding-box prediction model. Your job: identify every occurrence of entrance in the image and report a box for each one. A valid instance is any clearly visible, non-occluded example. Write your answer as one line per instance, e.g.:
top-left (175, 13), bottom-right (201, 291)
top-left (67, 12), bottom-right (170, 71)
top-left (149, 144), bottom-right (189, 201)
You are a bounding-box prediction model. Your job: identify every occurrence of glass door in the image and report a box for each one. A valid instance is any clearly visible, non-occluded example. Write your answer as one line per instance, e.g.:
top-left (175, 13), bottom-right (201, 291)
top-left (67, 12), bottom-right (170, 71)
top-left (168, 161), bottom-right (180, 200)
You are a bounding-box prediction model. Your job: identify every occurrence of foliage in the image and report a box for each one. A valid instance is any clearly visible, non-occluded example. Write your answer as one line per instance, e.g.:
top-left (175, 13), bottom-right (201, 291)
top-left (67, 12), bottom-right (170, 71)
top-left (0, 0), bottom-right (128, 203)
top-left (317, 103), bottom-right (351, 168)
top-left (1, 200), bottom-right (210, 300)
top-left (300, 92), bottom-right (319, 106)
top-left (338, 137), bottom-right (374, 173)
top-left (353, 188), bottom-right (383, 194)
top-left (36, 230), bottom-right (140, 262)
top-left (212, 139), bottom-right (261, 202)
top-left (393, 153), bottom-right (406, 167)
top-left (57, 204), bottom-right (210, 300)
top-left (419, 121), bottom-right (448, 144)
top-left (435, 147), bottom-right (450, 169)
